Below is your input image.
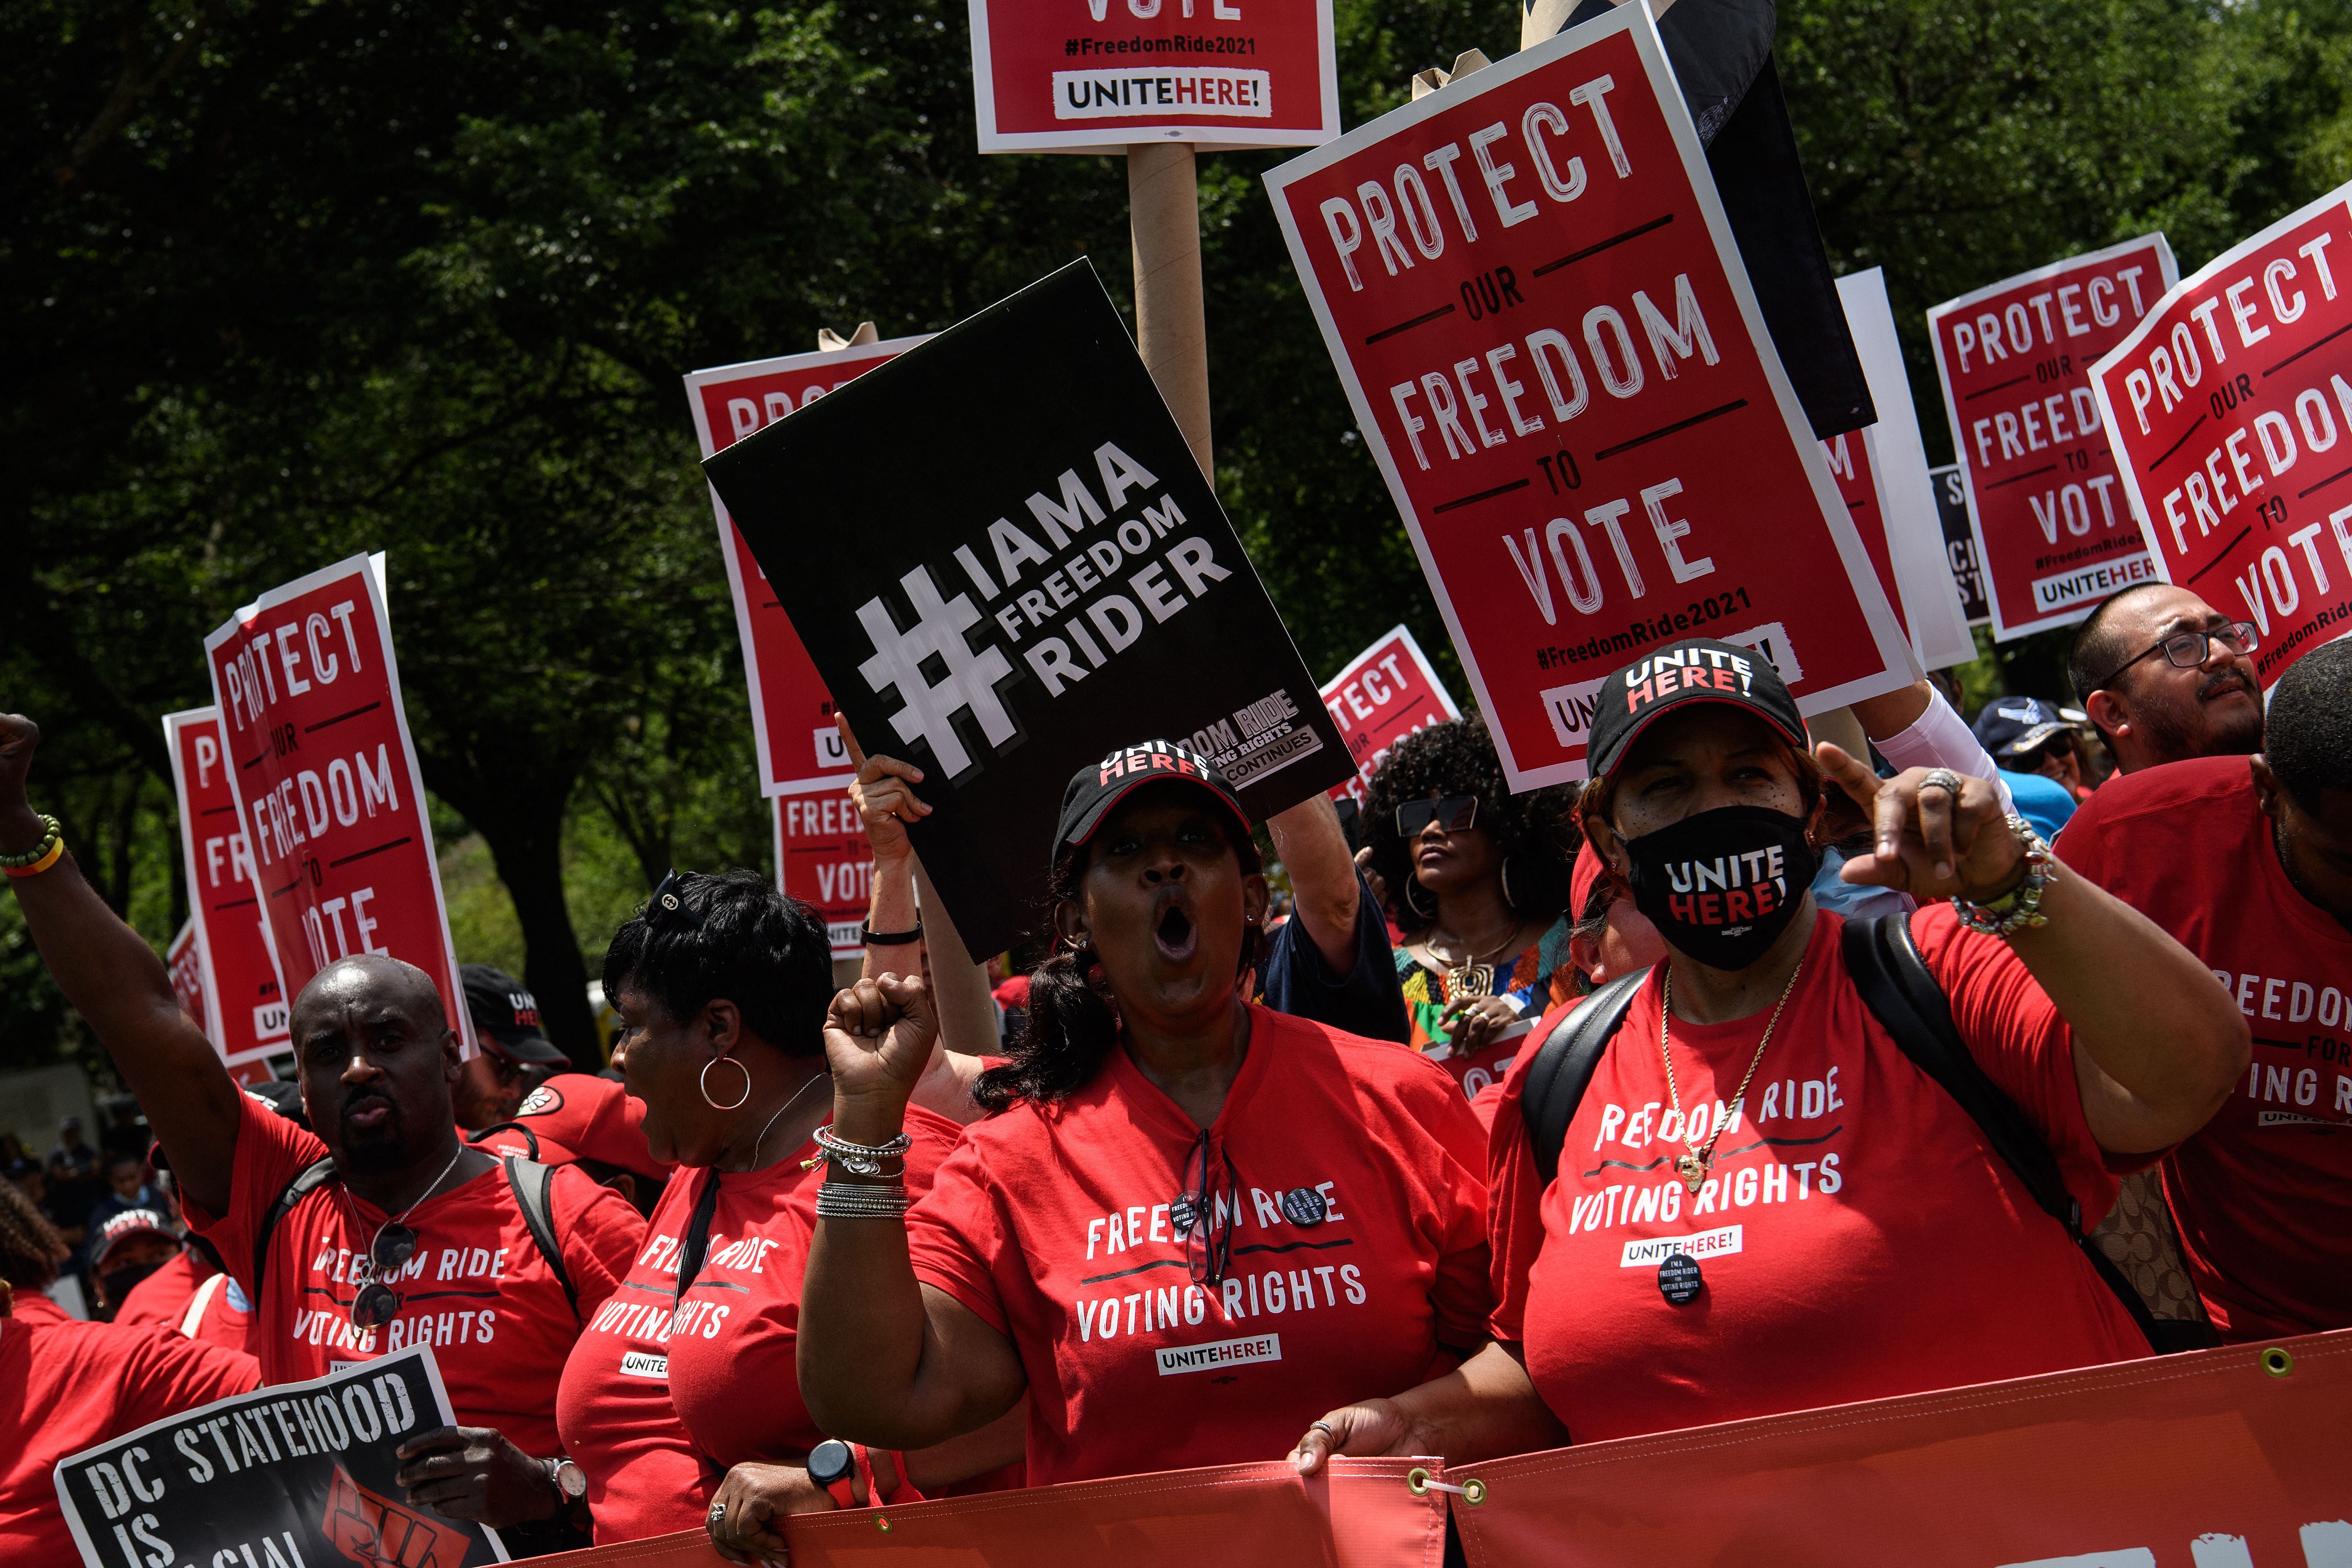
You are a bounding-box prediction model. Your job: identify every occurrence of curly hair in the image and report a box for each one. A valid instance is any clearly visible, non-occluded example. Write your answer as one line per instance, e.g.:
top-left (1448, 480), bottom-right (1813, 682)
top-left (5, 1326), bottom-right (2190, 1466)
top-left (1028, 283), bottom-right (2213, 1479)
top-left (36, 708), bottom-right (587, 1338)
top-left (976, 833), bottom-right (1263, 1113)
top-left (1361, 713), bottom-right (1581, 933)
top-left (602, 869), bottom-right (832, 1058)
top-left (0, 1177), bottom-right (70, 1292)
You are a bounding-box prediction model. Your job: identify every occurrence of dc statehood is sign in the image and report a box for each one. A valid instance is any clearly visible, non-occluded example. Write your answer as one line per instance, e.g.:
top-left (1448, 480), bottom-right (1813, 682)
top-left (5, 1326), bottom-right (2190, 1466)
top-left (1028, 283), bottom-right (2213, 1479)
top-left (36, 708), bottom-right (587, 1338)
top-left (685, 337), bottom-right (932, 798)
top-left (1930, 465), bottom-right (1993, 626)
top-left (201, 556), bottom-right (474, 1054)
top-left (1264, 5), bottom-right (1914, 788)
top-left (969, 0), bottom-right (1338, 153)
top-left (2093, 182), bottom-right (2352, 689)
top-left (705, 261), bottom-right (1352, 957)
top-left (1927, 234), bottom-right (2178, 640)
top-left (773, 788), bottom-right (872, 959)
top-left (1320, 624), bottom-right (1461, 806)
top-left (163, 706), bottom-right (291, 1079)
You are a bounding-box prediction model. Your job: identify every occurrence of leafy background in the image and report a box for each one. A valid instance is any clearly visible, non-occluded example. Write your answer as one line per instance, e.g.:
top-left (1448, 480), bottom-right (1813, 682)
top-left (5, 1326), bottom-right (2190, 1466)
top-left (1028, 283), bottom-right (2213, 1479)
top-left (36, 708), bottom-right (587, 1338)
top-left (8, 0), bottom-right (2350, 1075)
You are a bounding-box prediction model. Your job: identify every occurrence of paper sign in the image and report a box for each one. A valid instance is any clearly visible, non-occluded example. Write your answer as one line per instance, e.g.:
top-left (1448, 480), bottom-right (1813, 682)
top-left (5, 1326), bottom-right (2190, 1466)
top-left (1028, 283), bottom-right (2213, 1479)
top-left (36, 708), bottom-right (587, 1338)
top-left (684, 338), bottom-right (934, 798)
top-left (1927, 234), bottom-right (2178, 639)
top-left (2091, 183), bottom-right (2352, 688)
top-left (773, 787), bottom-right (871, 959)
top-left (163, 706), bottom-right (293, 1082)
top-left (201, 556), bottom-right (474, 1054)
top-left (704, 260), bottom-right (1353, 957)
top-left (1834, 269), bottom-right (1979, 670)
top-left (1264, 5), bottom-right (1914, 788)
top-left (53, 1345), bottom-right (505, 1568)
top-left (1929, 464), bottom-right (1992, 626)
top-left (1320, 624), bottom-right (1462, 805)
top-left (968, 0), bottom-right (1338, 153)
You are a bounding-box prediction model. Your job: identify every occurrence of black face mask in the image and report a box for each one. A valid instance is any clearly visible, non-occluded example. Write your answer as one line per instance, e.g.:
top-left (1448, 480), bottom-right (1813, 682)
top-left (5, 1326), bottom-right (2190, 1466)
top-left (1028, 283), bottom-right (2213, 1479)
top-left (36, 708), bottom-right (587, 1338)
top-left (101, 1260), bottom-right (168, 1313)
top-left (1622, 805), bottom-right (1818, 970)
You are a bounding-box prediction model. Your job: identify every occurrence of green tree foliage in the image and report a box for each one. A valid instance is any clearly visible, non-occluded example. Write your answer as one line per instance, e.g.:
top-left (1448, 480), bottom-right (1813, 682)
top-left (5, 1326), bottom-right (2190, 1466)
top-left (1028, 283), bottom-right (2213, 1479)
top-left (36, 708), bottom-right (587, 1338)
top-left (6, 0), bottom-right (2351, 1068)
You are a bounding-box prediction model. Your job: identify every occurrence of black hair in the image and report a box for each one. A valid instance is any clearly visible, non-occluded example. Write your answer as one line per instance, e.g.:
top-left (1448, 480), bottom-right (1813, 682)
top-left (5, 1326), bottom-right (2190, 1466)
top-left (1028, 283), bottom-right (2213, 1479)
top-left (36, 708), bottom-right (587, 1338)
top-left (975, 828), bottom-right (1263, 1113)
top-left (2264, 640), bottom-right (2352, 811)
top-left (601, 869), bottom-right (832, 1058)
top-left (0, 1176), bottom-right (69, 1292)
top-left (2066, 583), bottom-right (2171, 727)
top-left (1360, 713), bottom-right (1580, 933)
top-left (103, 1148), bottom-right (144, 1175)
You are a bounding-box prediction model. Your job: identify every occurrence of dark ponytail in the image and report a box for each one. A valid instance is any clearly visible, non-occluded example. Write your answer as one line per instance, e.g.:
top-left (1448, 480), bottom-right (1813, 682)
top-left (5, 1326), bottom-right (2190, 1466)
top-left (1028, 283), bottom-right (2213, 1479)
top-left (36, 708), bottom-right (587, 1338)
top-left (974, 835), bottom-right (1263, 1114)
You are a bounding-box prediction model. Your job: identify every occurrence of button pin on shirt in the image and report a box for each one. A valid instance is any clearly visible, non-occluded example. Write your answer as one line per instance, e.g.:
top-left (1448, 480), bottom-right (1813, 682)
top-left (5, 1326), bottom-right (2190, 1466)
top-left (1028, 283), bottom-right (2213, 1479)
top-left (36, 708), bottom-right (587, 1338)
top-left (1279, 1187), bottom-right (1328, 1225)
top-left (1658, 1252), bottom-right (1703, 1306)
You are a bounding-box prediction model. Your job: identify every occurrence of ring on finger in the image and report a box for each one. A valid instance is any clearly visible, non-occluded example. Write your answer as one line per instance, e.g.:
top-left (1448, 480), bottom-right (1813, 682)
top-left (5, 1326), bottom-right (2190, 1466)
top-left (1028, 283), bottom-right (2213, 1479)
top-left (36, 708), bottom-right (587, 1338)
top-left (710, 1503), bottom-right (728, 1526)
top-left (1310, 1420), bottom-right (1335, 1437)
top-left (1921, 767), bottom-right (1965, 799)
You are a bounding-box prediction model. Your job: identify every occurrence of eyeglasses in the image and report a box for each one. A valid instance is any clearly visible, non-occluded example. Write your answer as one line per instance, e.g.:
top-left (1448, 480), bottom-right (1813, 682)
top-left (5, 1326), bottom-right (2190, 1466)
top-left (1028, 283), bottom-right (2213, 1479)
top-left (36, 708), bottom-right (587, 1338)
top-left (2087, 621), bottom-right (2259, 693)
top-left (1171, 1131), bottom-right (1240, 1288)
top-left (349, 1221), bottom-right (420, 1328)
top-left (1395, 795), bottom-right (1478, 839)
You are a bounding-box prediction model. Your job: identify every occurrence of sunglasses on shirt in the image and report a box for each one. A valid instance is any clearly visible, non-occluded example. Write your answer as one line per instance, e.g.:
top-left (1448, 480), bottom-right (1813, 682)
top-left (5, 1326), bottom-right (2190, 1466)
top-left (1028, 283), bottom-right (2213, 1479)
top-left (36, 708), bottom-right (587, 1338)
top-left (1172, 1131), bottom-right (1240, 1288)
top-left (1395, 795), bottom-right (1478, 840)
top-left (350, 1220), bottom-right (421, 1329)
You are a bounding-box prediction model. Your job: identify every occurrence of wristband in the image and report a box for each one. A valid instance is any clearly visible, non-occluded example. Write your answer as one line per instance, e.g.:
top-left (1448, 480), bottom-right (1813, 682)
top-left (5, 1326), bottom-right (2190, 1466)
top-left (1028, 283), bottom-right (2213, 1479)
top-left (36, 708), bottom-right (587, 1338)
top-left (3, 815), bottom-right (63, 877)
top-left (861, 922), bottom-right (923, 946)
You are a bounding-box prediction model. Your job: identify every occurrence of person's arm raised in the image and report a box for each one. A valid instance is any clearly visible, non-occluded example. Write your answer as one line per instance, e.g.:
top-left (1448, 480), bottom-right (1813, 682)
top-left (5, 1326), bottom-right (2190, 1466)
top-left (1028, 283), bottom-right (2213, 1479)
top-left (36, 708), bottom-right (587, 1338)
top-left (797, 974), bottom-right (1026, 1448)
top-left (1266, 793), bottom-right (1362, 975)
top-left (1819, 743), bottom-right (2249, 1154)
top-left (0, 716), bottom-right (243, 1216)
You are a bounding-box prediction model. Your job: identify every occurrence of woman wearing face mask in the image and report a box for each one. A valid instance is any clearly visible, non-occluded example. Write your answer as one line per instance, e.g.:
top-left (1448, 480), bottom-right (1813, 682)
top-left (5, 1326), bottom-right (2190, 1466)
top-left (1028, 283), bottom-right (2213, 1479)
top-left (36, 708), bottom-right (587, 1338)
top-left (1362, 719), bottom-right (1580, 1097)
top-left (1291, 638), bottom-right (2248, 1462)
top-left (768, 739), bottom-right (1489, 1556)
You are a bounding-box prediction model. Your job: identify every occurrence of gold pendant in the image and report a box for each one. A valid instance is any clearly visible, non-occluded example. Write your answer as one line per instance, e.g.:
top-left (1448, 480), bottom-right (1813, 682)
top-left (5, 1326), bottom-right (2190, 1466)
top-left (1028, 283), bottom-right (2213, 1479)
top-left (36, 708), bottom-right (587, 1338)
top-left (1676, 1152), bottom-right (1707, 1193)
top-left (1449, 964), bottom-right (1495, 999)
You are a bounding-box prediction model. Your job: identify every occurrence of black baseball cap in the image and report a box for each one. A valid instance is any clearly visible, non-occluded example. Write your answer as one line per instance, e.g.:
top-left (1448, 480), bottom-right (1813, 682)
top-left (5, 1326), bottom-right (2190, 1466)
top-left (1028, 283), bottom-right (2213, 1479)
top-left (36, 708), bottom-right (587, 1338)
top-left (1972, 696), bottom-right (2073, 762)
top-left (1585, 638), bottom-right (1808, 780)
top-left (460, 964), bottom-right (570, 1066)
top-left (1052, 740), bottom-right (1253, 869)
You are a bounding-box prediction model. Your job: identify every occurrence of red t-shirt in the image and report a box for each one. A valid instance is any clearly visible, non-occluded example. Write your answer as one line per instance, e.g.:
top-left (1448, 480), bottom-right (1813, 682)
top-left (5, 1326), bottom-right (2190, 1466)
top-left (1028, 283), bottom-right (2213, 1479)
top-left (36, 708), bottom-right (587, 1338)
top-left (182, 1091), bottom-right (643, 1456)
top-left (0, 1291), bottom-right (262, 1563)
top-left (555, 1109), bottom-right (965, 1543)
top-left (2058, 756), bottom-right (2352, 1339)
top-left (908, 1006), bottom-right (1491, 1487)
top-left (1487, 906), bottom-right (2148, 1443)
top-left (112, 1249), bottom-right (201, 1331)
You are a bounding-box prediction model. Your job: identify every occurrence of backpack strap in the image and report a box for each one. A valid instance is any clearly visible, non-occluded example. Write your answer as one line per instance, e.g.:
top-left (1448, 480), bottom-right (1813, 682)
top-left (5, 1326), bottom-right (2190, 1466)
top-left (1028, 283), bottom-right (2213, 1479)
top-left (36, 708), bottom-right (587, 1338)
top-left (254, 1157), bottom-right (341, 1296)
top-left (1840, 912), bottom-right (2167, 1353)
top-left (1520, 969), bottom-right (1650, 1186)
top-left (503, 1155), bottom-right (579, 1322)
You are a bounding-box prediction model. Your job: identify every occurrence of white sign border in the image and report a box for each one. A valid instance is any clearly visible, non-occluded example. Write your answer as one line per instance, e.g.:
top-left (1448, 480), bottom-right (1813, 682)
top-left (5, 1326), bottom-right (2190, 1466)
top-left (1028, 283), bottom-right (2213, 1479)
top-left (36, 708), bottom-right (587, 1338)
top-left (162, 705), bottom-right (291, 1068)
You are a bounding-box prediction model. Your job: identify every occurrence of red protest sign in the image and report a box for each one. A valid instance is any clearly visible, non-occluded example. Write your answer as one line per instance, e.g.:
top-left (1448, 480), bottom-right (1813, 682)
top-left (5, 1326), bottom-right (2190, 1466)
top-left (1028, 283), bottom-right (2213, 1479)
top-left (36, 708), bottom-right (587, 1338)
top-left (201, 556), bottom-right (473, 1053)
top-left (1319, 624), bottom-right (1461, 806)
top-left (1265, 7), bottom-right (1913, 788)
top-left (1927, 234), bottom-right (2178, 640)
top-left (166, 919), bottom-right (204, 1027)
top-left (684, 338), bottom-right (931, 799)
top-left (968, 0), bottom-right (1338, 154)
top-left (164, 705), bottom-right (292, 1081)
top-left (771, 787), bottom-right (871, 960)
top-left (2093, 187), bottom-right (2352, 687)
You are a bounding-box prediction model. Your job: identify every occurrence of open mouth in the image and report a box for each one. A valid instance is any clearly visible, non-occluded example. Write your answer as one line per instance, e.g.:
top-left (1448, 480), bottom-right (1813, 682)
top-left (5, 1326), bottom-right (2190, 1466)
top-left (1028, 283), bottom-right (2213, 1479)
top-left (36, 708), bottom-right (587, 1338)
top-left (1154, 897), bottom-right (1198, 963)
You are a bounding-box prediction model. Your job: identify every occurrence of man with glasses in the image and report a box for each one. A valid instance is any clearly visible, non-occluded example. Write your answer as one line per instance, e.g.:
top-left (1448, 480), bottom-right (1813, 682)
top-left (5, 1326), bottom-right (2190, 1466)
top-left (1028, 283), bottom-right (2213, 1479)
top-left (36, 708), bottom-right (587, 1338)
top-left (0, 711), bottom-right (642, 1554)
top-left (2067, 585), bottom-right (2264, 775)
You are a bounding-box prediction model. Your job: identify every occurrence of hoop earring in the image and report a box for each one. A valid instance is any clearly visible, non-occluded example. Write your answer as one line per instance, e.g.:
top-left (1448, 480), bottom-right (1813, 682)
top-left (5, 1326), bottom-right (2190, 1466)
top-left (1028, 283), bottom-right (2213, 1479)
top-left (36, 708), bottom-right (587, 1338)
top-left (1403, 874), bottom-right (1437, 921)
top-left (700, 1055), bottom-right (751, 1111)
top-left (1499, 856), bottom-right (1519, 912)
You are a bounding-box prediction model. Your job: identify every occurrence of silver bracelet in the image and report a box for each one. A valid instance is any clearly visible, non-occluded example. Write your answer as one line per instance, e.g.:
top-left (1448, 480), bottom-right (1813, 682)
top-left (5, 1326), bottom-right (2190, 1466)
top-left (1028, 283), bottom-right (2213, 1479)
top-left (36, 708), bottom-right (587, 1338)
top-left (815, 1179), bottom-right (911, 1219)
top-left (811, 1124), bottom-right (914, 1178)
top-left (1950, 815), bottom-right (2059, 937)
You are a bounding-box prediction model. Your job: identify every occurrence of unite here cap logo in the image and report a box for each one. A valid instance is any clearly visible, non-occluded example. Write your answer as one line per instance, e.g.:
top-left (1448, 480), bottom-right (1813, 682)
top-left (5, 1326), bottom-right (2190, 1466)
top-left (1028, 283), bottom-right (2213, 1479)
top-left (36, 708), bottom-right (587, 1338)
top-left (1098, 738), bottom-right (1215, 786)
top-left (1622, 645), bottom-right (1756, 716)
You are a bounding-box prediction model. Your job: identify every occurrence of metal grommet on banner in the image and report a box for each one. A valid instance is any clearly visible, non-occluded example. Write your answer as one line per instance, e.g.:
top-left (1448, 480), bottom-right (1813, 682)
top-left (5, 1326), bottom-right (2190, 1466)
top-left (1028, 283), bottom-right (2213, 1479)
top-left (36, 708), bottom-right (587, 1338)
top-left (874, 1515), bottom-right (894, 1533)
top-left (2261, 1347), bottom-right (2295, 1378)
top-left (1405, 1467), bottom-right (1486, 1504)
top-left (1405, 1467), bottom-right (1432, 1496)
top-left (1460, 1479), bottom-right (1487, 1507)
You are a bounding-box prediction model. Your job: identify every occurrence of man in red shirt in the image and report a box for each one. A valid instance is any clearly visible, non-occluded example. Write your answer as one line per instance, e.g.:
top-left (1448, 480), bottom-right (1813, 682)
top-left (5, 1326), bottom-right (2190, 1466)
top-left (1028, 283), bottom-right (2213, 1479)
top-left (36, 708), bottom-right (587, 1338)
top-left (0, 712), bottom-right (641, 1553)
top-left (2066, 585), bottom-right (2262, 774)
top-left (2059, 640), bottom-right (2352, 1340)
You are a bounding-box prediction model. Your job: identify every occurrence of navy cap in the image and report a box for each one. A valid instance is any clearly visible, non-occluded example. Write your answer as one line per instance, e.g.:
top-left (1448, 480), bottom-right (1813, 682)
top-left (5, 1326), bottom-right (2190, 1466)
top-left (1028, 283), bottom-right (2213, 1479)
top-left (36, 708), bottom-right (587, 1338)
top-left (1972, 697), bottom-right (2073, 762)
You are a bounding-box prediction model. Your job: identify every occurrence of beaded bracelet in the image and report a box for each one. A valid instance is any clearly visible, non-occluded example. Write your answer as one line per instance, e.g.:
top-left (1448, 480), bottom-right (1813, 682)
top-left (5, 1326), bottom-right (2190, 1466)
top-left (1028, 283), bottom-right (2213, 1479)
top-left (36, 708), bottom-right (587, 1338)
top-left (2, 816), bottom-right (64, 879)
top-left (815, 1180), bottom-right (911, 1220)
top-left (1950, 815), bottom-right (2058, 937)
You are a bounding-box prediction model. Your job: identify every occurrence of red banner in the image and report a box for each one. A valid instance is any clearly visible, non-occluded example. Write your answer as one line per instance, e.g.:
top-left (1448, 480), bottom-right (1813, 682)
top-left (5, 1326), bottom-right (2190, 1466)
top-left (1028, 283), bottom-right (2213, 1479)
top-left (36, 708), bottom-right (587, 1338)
top-left (201, 556), bottom-right (472, 1054)
top-left (2093, 184), bottom-right (2352, 689)
top-left (166, 918), bottom-right (204, 1026)
top-left (683, 338), bottom-right (929, 799)
top-left (772, 786), bottom-right (871, 959)
top-left (525, 1458), bottom-right (1442, 1568)
top-left (163, 705), bottom-right (292, 1082)
top-left (1320, 624), bottom-right (1461, 806)
top-left (1452, 1332), bottom-right (2351, 1568)
top-left (968, 0), bottom-right (1338, 155)
top-left (1928, 234), bottom-right (2178, 640)
top-left (1266, 5), bottom-right (1913, 788)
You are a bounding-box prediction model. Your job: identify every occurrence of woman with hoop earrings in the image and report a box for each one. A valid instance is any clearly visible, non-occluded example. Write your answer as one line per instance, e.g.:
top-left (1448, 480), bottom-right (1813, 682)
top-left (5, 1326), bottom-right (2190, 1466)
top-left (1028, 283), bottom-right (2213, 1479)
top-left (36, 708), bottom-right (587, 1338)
top-left (1361, 716), bottom-right (1582, 1098)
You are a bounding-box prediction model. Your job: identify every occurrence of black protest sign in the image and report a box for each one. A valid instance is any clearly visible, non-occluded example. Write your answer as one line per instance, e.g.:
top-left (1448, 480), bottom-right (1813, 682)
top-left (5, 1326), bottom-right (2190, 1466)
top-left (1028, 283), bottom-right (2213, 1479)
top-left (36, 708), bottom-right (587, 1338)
top-left (54, 1345), bottom-right (504, 1568)
top-left (1930, 464), bottom-right (1992, 627)
top-left (705, 260), bottom-right (1351, 956)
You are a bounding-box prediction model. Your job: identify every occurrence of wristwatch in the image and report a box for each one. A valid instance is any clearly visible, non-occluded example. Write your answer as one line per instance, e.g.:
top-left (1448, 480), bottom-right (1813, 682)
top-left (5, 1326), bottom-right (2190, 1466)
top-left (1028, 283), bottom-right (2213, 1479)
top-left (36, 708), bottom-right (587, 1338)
top-left (807, 1438), bottom-right (858, 1509)
top-left (545, 1456), bottom-right (587, 1509)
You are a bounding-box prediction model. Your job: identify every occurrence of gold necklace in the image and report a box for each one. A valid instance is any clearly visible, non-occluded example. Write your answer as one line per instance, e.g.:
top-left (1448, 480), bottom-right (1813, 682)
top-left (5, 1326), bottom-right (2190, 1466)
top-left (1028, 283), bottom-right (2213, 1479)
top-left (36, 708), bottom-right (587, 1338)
top-left (1429, 921), bottom-right (1527, 1000)
top-left (1659, 955), bottom-right (1805, 1194)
